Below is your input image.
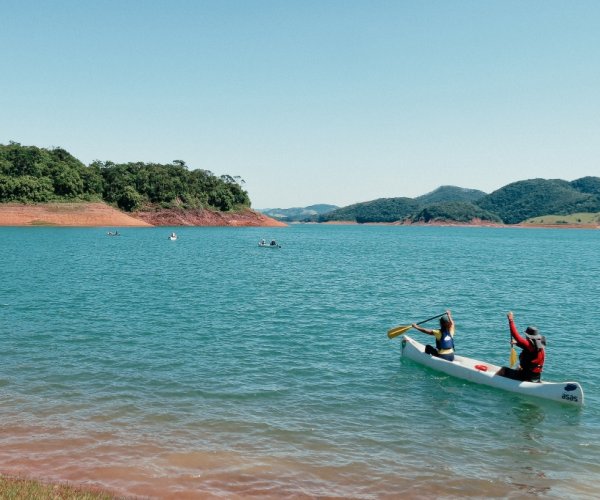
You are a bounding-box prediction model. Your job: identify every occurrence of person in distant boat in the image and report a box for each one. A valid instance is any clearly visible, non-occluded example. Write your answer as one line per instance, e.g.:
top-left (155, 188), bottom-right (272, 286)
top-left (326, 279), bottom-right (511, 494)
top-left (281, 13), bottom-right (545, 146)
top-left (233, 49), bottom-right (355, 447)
top-left (260, 239), bottom-right (266, 246)
top-left (411, 310), bottom-right (455, 361)
top-left (497, 311), bottom-right (545, 382)
top-left (270, 240), bottom-right (277, 246)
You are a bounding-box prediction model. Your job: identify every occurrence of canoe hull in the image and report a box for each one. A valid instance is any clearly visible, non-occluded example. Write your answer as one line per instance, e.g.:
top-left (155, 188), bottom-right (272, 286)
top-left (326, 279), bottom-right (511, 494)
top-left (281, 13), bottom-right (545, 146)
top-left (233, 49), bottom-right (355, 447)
top-left (400, 336), bottom-right (584, 406)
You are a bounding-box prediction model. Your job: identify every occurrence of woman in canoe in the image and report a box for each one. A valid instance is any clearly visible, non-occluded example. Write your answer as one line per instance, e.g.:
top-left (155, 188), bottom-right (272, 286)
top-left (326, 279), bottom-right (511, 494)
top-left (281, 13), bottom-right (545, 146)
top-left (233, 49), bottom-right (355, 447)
top-left (497, 311), bottom-right (545, 382)
top-left (411, 310), bottom-right (455, 361)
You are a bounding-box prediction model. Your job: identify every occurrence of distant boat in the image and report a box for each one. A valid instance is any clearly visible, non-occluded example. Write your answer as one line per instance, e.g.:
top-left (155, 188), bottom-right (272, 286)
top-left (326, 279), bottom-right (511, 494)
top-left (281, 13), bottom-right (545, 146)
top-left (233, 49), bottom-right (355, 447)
top-left (107, 231), bottom-right (120, 236)
top-left (258, 240), bottom-right (281, 248)
top-left (168, 232), bottom-right (177, 241)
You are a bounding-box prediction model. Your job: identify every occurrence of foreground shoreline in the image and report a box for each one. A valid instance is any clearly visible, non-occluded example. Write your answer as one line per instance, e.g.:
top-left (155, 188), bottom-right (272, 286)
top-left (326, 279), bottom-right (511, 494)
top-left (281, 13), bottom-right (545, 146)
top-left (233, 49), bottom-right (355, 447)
top-left (0, 474), bottom-right (120, 499)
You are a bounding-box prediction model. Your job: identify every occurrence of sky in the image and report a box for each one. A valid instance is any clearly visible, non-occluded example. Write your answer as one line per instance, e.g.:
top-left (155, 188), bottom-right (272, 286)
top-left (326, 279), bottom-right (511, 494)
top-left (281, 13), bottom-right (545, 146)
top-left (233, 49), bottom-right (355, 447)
top-left (2, 1), bottom-right (599, 209)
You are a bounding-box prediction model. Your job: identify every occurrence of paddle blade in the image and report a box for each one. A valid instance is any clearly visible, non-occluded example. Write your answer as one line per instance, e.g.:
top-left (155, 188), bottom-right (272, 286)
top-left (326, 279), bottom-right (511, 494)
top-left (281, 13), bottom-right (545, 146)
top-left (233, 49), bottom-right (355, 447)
top-left (510, 346), bottom-right (517, 367)
top-left (387, 325), bottom-right (412, 339)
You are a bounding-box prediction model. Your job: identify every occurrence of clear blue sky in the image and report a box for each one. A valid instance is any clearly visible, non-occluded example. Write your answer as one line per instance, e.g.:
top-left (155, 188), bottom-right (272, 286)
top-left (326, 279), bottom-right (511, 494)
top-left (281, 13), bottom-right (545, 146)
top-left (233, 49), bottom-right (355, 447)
top-left (2, 1), bottom-right (599, 209)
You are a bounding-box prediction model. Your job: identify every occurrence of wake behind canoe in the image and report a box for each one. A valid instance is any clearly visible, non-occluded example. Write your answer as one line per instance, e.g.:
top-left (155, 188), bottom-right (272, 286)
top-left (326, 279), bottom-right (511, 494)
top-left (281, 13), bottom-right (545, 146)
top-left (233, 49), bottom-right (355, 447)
top-left (400, 335), bottom-right (584, 406)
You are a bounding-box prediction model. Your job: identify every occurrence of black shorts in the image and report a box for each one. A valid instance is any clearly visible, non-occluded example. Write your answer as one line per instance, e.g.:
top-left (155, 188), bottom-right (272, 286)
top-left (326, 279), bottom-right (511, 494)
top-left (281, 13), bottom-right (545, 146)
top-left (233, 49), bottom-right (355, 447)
top-left (502, 367), bottom-right (541, 383)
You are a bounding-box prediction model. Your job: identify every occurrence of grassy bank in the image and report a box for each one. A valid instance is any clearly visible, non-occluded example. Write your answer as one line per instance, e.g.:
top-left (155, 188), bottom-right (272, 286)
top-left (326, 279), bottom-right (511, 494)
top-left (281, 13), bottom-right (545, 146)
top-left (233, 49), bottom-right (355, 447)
top-left (524, 212), bottom-right (600, 225)
top-left (0, 475), bottom-right (121, 499)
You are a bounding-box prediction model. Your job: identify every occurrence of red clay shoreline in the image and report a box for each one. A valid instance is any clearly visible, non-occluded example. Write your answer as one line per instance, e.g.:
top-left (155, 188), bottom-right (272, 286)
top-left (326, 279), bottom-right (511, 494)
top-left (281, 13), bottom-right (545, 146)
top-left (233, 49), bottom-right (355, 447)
top-left (0, 202), bottom-right (287, 227)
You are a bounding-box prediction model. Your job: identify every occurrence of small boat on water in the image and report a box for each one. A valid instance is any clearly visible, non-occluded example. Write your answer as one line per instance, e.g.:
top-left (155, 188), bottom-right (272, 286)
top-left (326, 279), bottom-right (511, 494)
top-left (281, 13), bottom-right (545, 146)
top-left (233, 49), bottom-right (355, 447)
top-left (400, 335), bottom-right (584, 406)
top-left (168, 232), bottom-right (177, 241)
top-left (258, 239), bottom-right (281, 248)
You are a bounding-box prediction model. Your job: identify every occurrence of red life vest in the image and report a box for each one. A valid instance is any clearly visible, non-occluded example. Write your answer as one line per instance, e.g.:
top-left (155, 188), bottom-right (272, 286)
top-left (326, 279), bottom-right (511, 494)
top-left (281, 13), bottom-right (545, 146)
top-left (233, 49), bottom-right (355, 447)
top-left (519, 335), bottom-right (545, 374)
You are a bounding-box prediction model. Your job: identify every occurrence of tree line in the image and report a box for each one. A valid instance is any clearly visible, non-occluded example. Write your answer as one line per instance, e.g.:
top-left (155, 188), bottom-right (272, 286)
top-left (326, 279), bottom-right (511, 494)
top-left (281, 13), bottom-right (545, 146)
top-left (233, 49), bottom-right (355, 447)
top-left (0, 142), bottom-right (250, 212)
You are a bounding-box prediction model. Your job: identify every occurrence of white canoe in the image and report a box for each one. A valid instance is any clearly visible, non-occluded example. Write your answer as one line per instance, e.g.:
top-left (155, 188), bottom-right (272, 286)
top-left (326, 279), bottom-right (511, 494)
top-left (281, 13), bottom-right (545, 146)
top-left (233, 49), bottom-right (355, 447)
top-left (400, 335), bottom-right (584, 406)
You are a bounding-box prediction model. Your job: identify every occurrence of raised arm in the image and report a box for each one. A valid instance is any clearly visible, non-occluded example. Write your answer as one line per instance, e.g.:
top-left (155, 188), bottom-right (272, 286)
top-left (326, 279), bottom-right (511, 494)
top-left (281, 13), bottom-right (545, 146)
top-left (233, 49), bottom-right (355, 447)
top-left (446, 310), bottom-right (454, 328)
top-left (507, 311), bottom-right (528, 348)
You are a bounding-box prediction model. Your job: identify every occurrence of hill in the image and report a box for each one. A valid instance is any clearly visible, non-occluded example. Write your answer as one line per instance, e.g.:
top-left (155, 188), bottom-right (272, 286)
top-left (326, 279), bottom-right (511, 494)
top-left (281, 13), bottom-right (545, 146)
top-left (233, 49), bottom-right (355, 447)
top-left (476, 178), bottom-right (600, 224)
top-left (320, 197), bottom-right (421, 223)
top-left (0, 142), bottom-right (285, 227)
top-left (411, 201), bottom-right (502, 224)
top-left (416, 185), bottom-right (486, 205)
top-left (317, 177), bottom-right (600, 225)
top-left (259, 204), bottom-right (338, 222)
top-left (0, 142), bottom-right (250, 212)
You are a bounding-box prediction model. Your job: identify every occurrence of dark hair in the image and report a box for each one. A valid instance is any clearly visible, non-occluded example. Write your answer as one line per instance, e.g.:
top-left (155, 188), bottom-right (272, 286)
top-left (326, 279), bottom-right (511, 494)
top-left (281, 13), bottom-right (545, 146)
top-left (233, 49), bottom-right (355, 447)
top-left (440, 315), bottom-right (450, 328)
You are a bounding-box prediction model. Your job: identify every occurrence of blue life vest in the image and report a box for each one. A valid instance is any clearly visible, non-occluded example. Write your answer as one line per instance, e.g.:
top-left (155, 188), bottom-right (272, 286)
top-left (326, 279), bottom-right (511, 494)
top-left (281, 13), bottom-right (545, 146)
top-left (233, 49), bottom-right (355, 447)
top-left (436, 329), bottom-right (455, 352)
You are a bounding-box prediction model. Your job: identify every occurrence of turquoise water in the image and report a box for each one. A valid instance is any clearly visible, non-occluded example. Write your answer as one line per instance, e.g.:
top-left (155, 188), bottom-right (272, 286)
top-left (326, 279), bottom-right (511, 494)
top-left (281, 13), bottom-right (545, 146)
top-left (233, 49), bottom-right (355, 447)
top-left (1, 225), bottom-right (599, 498)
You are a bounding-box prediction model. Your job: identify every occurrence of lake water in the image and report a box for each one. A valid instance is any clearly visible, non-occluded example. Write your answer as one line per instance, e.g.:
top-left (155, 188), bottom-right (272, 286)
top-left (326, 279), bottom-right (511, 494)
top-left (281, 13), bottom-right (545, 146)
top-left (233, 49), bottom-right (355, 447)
top-left (0, 225), bottom-right (599, 499)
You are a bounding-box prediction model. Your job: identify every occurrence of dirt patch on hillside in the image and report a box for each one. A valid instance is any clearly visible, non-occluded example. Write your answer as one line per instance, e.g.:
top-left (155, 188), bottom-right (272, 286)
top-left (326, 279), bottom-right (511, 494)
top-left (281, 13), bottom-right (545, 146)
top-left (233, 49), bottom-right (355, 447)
top-left (0, 203), bottom-right (152, 226)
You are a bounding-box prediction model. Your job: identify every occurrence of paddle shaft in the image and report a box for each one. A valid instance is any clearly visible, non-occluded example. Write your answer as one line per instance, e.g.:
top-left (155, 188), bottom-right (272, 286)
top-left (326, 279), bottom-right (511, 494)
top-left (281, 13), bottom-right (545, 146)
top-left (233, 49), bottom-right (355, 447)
top-left (414, 313), bottom-right (446, 327)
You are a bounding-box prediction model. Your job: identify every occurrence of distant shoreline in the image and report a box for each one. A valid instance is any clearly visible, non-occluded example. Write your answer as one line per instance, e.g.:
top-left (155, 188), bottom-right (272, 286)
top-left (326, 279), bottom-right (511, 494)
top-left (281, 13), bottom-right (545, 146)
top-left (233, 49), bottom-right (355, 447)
top-left (319, 219), bottom-right (599, 229)
top-left (0, 203), bottom-right (597, 229)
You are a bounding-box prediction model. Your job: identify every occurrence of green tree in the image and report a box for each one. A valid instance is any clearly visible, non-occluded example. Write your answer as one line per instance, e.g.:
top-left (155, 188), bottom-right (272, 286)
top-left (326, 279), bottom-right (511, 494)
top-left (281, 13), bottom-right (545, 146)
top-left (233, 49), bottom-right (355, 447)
top-left (52, 165), bottom-right (85, 197)
top-left (116, 185), bottom-right (143, 211)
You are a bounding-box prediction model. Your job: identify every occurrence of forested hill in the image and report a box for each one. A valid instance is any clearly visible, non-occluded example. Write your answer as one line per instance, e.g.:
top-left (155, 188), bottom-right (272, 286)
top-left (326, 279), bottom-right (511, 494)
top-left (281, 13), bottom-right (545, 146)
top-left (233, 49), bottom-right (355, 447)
top-left (320, 178), bottom-right (600, 224)
top-left (476, 178), bottom-right (600, 224)
top-left (0, 142), bottom-right (250, 212)
top-left (416, 185), bottom-right (486, 205)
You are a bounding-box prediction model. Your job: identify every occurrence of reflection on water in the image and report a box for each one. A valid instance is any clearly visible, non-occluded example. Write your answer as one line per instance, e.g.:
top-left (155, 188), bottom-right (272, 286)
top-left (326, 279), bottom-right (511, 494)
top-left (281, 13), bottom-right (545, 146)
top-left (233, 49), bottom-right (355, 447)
top-left (514, 401), bottom-right (546, 444)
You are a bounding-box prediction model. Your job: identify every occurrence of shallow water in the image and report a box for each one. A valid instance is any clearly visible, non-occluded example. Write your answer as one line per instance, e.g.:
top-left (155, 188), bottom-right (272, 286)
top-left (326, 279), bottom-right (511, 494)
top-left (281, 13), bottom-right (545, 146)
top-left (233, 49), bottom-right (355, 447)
top-left (1, 225), bottom-right (599, 498)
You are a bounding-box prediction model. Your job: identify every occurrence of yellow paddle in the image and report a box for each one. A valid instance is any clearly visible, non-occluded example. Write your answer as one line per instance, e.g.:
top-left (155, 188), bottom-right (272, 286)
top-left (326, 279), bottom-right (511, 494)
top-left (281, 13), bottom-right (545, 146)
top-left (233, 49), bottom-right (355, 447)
top-left (510, 340), bottom-right (517, 368)
top-left (387, 313), bottom-right (445, 339)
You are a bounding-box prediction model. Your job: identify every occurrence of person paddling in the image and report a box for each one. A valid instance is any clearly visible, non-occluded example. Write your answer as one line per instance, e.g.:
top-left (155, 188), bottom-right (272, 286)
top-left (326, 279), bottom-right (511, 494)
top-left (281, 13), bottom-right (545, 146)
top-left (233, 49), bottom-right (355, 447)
top-left (497, 311), bottom-right (545, 382)
top-left (411, 310), bottom-right (455, 361)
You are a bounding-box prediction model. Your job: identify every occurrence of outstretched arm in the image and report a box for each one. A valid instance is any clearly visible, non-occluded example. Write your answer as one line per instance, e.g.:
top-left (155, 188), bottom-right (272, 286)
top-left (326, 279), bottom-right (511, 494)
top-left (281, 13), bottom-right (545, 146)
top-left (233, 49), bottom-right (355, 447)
top-left (412, 323), bottom-right (434, 336)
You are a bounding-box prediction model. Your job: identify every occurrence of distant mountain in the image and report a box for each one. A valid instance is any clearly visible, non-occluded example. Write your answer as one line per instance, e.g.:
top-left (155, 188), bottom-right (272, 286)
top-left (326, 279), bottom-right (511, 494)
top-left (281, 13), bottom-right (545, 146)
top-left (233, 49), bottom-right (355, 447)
top-left (258, 204), bottom-right (338, 222)
top-left (411, 201), bottom-right (501, 223)
top-left (315, 177), bottom-right (600, 225)
top-left (320, 185), bottom-right (488, 224)
top-left (416, 185), bottom-right (487, 205)
top-left (320, 197), bottom-right (420, 223)
top-left (476, 178), bottom-right (600, 224)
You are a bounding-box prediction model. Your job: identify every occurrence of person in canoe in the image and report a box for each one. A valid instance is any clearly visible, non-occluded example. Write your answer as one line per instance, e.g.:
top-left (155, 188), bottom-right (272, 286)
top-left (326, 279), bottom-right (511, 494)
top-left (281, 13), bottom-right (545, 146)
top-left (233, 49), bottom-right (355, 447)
top-left (411, 309), bottom-right (455, 361)
top-left (497, 311), bottom-right (545, 382)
